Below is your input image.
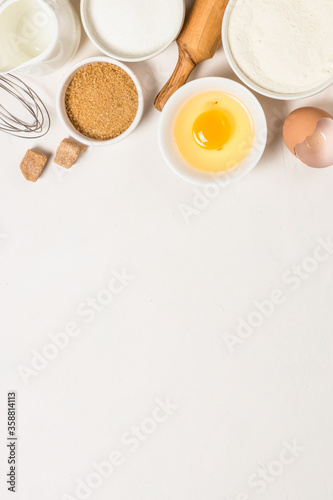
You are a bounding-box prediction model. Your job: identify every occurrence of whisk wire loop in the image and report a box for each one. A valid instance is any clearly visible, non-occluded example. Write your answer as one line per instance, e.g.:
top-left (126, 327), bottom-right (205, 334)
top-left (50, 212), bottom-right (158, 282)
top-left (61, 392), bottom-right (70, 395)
top-left (0, 74), bottom-right (50, 139)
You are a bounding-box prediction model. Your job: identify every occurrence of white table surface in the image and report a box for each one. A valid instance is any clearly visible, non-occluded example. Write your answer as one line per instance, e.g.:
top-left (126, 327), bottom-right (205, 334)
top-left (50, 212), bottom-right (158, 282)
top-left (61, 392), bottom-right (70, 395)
top-left (1, 1), bottom-right (333, 499)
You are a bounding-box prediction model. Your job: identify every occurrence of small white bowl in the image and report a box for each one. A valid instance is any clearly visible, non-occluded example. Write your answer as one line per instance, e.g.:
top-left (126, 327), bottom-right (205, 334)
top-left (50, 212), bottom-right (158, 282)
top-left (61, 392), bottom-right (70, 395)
top-left (222, 2), bottom-right (333, 101)
top-left (56, 56), bottom-right (144, 147)
top-left (80, 0), bottom-right (185, 63)
top-left (159, 77), bottom-right (267, 186)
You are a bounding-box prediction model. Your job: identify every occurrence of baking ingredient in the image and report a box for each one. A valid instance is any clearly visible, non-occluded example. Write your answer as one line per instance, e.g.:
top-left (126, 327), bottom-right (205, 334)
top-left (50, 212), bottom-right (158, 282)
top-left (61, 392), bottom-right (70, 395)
top-left (85, 0), bottom-right (183, 59)
top-left (283, 107), bottom-right (333, 168)
top-left (173, 91), bottom-right (254, 173)
top-left (65, 62), bottom-right (139, 141)
top-left (0, 0), bottom-right (56, 73)
top-left (193, 109), bottom-right (231, 150)
top-left (228, 0), bottom-right (333, 94)
top-left (20, 149), bottom-right (48, 182)
top-left (54, 138), bottom-right (87, 169)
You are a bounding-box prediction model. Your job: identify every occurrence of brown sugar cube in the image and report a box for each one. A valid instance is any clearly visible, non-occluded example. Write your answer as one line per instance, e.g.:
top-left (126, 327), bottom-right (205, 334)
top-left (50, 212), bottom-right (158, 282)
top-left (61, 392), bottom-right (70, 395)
top-left (54, 138), bottom-right (87, 169)
top-left (20, 149), bottom-right (48, 182)
top-left (64, 138), bottom-right (87, 155)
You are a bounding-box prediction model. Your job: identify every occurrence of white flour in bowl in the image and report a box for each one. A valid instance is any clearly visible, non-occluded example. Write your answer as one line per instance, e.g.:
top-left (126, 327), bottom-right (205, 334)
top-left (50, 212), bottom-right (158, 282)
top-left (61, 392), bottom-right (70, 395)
top-left (228, 0), bottom-right (333, 94)
top-left (85, 0), bottom-right (184, 60)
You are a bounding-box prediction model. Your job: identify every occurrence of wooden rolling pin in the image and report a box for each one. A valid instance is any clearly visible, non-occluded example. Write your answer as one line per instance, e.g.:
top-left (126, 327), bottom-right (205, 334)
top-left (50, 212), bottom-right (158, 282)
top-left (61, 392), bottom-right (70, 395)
top-left (154, 0), bottom-right (230, 112)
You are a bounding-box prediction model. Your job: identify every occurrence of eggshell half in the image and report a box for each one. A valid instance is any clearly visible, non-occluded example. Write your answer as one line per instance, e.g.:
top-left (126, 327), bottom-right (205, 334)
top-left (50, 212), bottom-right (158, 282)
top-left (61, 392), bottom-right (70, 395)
top-left (283, 107), bottom-right (332, 154)
top-left (294, 118), bottom-right (333, 169)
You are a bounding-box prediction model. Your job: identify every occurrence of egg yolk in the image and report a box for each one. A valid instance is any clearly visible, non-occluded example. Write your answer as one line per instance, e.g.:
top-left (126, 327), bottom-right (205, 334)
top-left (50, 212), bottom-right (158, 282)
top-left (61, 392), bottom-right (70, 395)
top-left (192, 109), bottom-right (232, 150)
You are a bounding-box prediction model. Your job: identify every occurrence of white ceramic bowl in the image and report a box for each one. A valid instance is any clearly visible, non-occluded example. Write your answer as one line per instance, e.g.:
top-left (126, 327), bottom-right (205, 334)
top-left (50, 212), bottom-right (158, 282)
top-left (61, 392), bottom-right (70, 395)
top-left (222, 1), bottom-right (333, 101)
top-left (159, 77), bottom-right (267, 186)
top-left (80, 0), bottom-right (185, 63)
top-left (56, 56), bottom-right (144, 147)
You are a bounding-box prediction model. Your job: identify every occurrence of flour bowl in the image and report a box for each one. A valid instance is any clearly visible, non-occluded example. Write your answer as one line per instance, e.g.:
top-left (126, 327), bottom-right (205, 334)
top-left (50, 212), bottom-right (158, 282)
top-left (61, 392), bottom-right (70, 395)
top-left (222, 0), bottom-right (333, 100)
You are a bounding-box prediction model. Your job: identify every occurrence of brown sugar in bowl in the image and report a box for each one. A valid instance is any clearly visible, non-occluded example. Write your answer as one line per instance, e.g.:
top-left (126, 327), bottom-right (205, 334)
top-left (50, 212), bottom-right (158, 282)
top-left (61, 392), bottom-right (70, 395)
top-left (56, 57), bottom-right (144, 147)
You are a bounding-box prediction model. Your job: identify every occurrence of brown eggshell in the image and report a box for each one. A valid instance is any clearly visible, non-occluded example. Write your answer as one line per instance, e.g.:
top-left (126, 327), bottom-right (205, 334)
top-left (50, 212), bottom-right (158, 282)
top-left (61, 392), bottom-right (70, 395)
top-left (294, 118), bottom-right (333, 168)
top-left (283, 107), bottom-right (332, 155)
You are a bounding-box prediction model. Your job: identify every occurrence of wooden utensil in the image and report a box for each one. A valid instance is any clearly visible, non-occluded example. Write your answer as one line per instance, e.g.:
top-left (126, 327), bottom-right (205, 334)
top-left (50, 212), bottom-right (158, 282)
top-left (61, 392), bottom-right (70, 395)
top-left (154, 0), bottom-right (230, 112)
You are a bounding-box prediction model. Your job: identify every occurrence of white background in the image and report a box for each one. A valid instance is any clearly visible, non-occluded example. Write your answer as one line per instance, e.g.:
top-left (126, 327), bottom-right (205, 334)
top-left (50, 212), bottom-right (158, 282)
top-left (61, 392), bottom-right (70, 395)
top-left (1, 0), bottom-right (333, 499)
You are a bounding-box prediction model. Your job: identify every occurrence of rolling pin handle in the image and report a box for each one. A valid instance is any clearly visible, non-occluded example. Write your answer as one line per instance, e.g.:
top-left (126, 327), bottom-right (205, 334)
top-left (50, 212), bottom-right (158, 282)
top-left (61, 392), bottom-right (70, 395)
top-left (154, 45), bottom-right (196, 112)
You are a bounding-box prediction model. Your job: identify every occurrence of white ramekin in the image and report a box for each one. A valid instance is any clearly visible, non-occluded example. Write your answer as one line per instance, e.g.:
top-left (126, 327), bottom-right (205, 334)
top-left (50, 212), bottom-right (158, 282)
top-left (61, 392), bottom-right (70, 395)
top-left (158, 77), bottom-right (267, 186)
top-left (80, 0), bottom-right (185, 63)
top-left (222, 1), bottom-right (333, 101)
top-left (56, 56), bottom-right (144, 147)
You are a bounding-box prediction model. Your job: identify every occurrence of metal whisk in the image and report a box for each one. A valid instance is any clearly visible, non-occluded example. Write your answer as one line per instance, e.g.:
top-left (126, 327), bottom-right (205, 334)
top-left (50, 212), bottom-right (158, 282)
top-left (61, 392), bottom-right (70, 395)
top-left (0, 74), bottom-right (51, 139)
